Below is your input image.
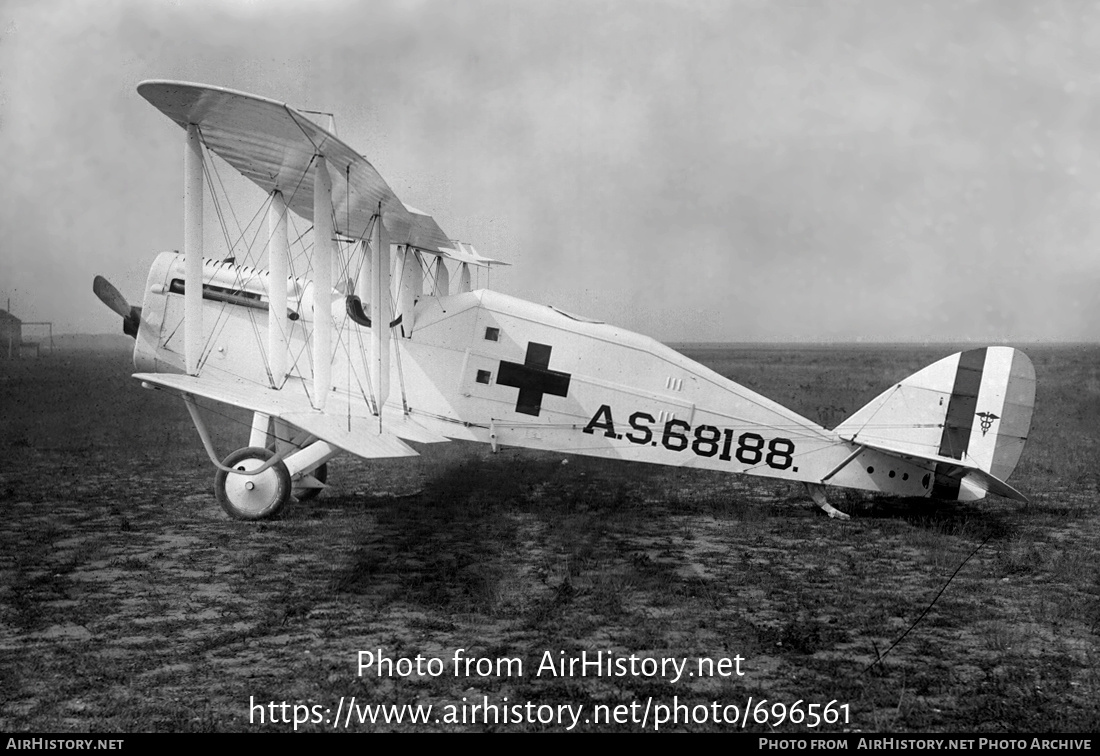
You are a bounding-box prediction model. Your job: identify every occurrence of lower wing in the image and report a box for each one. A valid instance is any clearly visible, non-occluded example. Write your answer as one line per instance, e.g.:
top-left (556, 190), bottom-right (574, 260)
top-left (133, 372), bottom-right (449, 459)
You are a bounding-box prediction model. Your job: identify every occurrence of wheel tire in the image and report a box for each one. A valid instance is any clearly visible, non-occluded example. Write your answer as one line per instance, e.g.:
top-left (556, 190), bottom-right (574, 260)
top-left (215, 446), bottom-right (292, 521)
top-left (293, 462), bottom-right (328, 502)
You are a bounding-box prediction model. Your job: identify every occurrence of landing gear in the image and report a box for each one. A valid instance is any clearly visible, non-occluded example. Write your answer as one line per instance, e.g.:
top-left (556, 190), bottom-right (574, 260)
top-left (266, 441), bottom-right (328, 501)
top-left (293, 462), bottom-right (328, 502)
top-left (215, 447), bottom-right (292, 520)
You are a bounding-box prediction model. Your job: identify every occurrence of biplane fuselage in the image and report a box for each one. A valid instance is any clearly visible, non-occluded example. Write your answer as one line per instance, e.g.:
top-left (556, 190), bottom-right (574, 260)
top-left (97, 81), bottom-right (1036, 520)
top-left (136, 249), bottom-right (937, 496)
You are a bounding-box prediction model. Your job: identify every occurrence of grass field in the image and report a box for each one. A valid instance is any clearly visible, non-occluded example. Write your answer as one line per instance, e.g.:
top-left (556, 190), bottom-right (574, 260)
top-left (1, 338), bottom-right (1097, 732)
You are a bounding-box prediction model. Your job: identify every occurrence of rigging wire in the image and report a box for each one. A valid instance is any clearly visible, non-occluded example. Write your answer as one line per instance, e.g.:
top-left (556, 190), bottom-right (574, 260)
top-left (192, 136), bottom-right (264, 375)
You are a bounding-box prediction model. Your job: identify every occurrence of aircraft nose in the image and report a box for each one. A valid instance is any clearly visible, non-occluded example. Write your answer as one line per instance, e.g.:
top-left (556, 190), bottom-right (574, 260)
top-left (123, 306), bottom-right (142, 338)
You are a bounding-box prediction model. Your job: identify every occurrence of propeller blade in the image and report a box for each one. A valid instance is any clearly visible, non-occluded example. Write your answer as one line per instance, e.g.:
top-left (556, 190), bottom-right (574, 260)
top-left (93, 275), bottom-right (142, 339)
top-left (93, 275), bottom-right (131, 319)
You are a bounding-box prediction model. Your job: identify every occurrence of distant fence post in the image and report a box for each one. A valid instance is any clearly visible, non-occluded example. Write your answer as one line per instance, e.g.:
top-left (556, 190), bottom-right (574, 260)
top-left (22, 322), bottom-right (55, 355)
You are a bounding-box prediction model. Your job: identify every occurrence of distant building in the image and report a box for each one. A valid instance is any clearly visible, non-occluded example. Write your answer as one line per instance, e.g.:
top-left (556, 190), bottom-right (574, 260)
top-left (0, 309), bottom-right (21, 357)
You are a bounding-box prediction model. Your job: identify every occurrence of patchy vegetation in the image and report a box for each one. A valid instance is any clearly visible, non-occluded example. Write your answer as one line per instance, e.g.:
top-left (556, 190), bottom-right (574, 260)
top-left (1, 341), bottom-right (1097, 732)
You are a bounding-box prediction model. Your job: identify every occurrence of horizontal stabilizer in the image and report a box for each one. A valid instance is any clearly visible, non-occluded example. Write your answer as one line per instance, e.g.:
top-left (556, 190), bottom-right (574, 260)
top-left (956, 466), bottom-right (1027, 503)
top-left (840, 435), bottom-right (1028, 503)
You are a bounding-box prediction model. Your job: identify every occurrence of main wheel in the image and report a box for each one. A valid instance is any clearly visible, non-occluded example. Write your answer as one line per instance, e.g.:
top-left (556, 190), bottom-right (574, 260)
top-left (293, 462), bottom-right (328, 502)
top-left (215, 447), bottom-right (292, 520)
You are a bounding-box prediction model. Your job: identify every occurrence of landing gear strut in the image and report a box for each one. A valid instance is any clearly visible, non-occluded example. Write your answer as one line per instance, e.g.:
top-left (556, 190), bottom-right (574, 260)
top-left (184, 400), bottom-right (339, 520)
top-left (293, 462), bottom-right (328, 502)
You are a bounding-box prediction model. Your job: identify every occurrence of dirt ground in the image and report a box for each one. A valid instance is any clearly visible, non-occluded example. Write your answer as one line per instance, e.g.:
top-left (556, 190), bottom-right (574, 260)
top-left (1, 339), bottom-right (1097, 732)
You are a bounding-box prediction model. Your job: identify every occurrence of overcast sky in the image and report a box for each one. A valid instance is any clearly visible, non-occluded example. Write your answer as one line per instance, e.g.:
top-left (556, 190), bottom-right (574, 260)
top-left (2, 0), bottom-right (1099, 342)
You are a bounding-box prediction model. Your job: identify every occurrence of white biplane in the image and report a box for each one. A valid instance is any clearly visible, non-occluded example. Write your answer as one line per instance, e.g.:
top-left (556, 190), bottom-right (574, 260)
top-left (94, 81), bottom-right (1036, 521)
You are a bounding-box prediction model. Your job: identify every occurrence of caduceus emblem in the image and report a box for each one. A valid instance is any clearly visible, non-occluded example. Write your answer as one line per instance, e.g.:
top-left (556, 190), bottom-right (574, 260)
top-left (976, 411), bottom-right (1000, 436)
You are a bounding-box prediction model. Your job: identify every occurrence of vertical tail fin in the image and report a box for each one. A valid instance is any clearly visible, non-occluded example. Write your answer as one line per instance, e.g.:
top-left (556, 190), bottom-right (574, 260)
top-left (834, 346), bottom-right (1036, 483)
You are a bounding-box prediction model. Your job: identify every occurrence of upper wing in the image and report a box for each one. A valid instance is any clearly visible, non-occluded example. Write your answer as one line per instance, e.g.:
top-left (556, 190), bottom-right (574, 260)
top-left (137, 80), bottom-right (452, 255)
top-left (439, 241), bottom-right (510, 267)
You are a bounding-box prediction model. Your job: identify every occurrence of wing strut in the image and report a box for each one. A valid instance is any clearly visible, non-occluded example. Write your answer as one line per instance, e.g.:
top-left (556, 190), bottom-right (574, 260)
top-left (268, 190), bottom-right (289, 387)
top-left (370, 207), bottom-right (390, 419)
top-left (394, 246), bottom-right (422, 337)
top-left (355, 239), bottom-right (371, 305)
top-left (184, 123), bottom-right (203, 375)
top-left (313, 155), bottom-right (334, 409)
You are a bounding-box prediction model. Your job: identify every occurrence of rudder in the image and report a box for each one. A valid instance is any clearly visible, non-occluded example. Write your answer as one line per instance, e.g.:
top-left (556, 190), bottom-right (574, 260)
top-left (834, 346), bottom-right (1036, 483)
